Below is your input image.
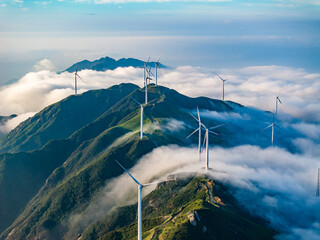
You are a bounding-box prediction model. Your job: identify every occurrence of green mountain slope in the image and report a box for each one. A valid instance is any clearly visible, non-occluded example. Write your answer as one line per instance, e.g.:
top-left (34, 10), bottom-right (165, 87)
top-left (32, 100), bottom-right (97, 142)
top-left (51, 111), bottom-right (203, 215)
top-left (0, 83), bottom-right (139, 153)
top-left (0, 83), bottom-right (272, 240)
top-left (81, 176), bottom-right (275, 240)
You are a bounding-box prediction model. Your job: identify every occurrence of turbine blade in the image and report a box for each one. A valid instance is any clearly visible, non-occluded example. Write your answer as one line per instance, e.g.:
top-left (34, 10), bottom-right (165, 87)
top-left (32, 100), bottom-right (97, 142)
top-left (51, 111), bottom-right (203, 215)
top-left (189, 112), bottom-right (200, 123)
top-left (201, 132), bottom-right (207, 152)
top-left (145, 98), bottom-right (158, 105)
top-left (261, 123), bottom-right (273, 132)
top-left (209, 122), bottom-right (229, 130)
top-left (215, 72), bottom-right (223, 81)
top-left (114, 160), bottom-right (142, 186)
top-left (197, 106), bottom-right (201, 122)
top-left (146, 67), bottom-right (154, 77)
top-left (274, 123), bottom-right (287, 133)
top-left (130, 97), bottom-right (142, 106)
top-left (145, 57), bottom-right (150, 68)
top-left (185, 127), bottom-right (200, 140)
top-left (215, 72), bottom-right (227, 82)
top-left (76, 73), bottom-right (85, 83)
top-left (277, 97), bottom-right (282, 104)
top-left (208, 130), bottom-right (219, 136)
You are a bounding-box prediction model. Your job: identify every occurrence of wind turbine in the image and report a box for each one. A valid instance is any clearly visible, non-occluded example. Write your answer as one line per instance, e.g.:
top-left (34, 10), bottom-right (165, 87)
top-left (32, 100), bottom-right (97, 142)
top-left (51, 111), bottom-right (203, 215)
top-left (189, 110), bottom-right (228, 170)
top-left (146, 66), bottom-right (154, 85)
top-left (131, 97), bottom-right (145, 139)
top-left (74, 66), bottom-right (85, 95)
top-left (275, 93), bottom-right (282, 117)
top-left (143, 58), bottom-right (152, 104)
top-left (155, 57), bottom-right (161, 86)
top-left (215, 73), bottom-right (227, 101)
top-left (185, 106), bottom-right (202, 162)
top-left (115, 160), bottom-right (174, 240)
top-left (262, 95), bottom-right (283, 146)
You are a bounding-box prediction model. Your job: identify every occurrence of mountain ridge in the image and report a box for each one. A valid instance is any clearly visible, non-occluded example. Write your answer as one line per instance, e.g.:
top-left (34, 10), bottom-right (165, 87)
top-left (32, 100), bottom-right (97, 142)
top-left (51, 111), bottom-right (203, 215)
top-left (63, 56), bottom-right (166, 73)
top-left (0, 83), bottom-right (282, 239)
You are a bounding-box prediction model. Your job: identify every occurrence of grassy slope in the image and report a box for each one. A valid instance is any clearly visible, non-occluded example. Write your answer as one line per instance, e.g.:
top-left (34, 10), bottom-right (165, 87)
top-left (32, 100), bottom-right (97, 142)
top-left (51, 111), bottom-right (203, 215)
top-left (0, 84), bottom-right (240, 240)
top-left (0, 83), bottom-right (139, 153)
top-left (82, 177), bottom-right (275, 240)
top-left (0, 84), bottom-right (140, 233)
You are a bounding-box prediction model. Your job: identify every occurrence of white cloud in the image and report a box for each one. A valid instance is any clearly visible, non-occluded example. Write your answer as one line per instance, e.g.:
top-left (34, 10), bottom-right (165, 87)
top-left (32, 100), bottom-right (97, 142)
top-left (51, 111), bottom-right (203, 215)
top-left (292, 122), bottom-right (320, 140)
top-left (0, 112), bottom-right (36, 134)
top-left (1, 4), bottom-right (7, 7)
top-left (66, 144), bottom-right (320, 238)
top-left (33, 59), bottom-right (55, 71)
top-left (0, 64), bottom-right (319, 135)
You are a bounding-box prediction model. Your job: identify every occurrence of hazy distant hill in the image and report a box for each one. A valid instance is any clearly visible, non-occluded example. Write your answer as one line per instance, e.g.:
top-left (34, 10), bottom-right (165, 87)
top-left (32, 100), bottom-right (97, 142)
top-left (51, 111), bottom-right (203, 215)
top-left (0, 83), bottom-right (279, 240)
top-left (63, 56), bottom-right (166, 73)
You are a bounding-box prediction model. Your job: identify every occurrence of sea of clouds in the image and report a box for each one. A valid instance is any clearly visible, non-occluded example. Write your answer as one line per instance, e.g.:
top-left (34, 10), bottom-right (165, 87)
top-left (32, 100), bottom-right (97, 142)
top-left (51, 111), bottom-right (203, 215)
top-left (0, 59), bottom-right (319, 134)
top-left (0, 59), bottom-right (319, 239)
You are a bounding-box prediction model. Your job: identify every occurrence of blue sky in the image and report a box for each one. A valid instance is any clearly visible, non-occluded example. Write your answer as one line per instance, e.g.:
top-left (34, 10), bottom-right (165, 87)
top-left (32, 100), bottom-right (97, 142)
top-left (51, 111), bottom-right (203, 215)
top-left (0, 0), bottom-right (319, 83)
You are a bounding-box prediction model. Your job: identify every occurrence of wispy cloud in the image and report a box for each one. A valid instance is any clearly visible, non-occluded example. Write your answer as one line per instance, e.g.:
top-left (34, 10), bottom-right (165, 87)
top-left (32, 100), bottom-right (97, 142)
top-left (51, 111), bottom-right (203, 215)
top-left (0, 64), bottom-right (319, 133)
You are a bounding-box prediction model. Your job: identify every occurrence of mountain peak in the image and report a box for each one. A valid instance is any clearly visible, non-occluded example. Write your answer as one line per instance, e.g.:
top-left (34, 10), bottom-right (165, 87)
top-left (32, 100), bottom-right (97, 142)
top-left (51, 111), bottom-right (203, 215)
top-left (63, 56), bottom-right (165, 73)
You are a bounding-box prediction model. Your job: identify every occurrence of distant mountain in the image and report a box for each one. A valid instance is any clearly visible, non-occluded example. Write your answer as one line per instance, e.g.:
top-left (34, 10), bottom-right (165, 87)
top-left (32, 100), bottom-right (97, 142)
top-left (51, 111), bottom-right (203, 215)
top-left (63, 56), bottom-right (166, 73)
top-left (0, 114), bottom-right (17, 125)
top-left (0, 83), bottom-right (282, 239)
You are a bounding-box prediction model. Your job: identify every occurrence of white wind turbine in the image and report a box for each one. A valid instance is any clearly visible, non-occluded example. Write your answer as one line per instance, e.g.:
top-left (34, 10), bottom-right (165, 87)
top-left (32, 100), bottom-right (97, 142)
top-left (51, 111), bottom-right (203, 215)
top-left (262, 95), bottom-right (283, 146)
top-left (115, 160), bottom-right (174, 240)
top-left (189, 109), bottom-right (228, 170)
top-left (215, 73), bottom-right (227, 101)
top-left (275, 93), bottom-right (282, 117)
top-left (131, 97), bottom-right (145, 139)
top-left (74, 66), bottom-right (85, 95)
top-left (155, 57), bottom-right (161, 86)
top-left (143, 58), bottom-right (153, 104)
top-left (185, 106), bottom-right (202, 162)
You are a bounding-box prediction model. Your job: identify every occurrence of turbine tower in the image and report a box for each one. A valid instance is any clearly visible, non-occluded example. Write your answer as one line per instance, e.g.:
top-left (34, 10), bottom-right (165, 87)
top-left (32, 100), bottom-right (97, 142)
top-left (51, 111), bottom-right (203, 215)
top-left (115, 160), bottom-right (173, 240)
top-left (189, 110), bottom-right (227, 170)
top-left (74, 66), bottom-right (84, 95)
top-left (216, 73), bottom-right (227, 101)
top-left (155, 57), bottom-right (160, 86)
top-left (262, 115), bottom-right (277, 146)
top-left (143, 58), bottom-right (153, 104)
top-left (131, 97), bottom-right (145, 139)
top-left (185, 106), bottom-right (202, 162)
top-left (262, 95), bottom-right (283, 146)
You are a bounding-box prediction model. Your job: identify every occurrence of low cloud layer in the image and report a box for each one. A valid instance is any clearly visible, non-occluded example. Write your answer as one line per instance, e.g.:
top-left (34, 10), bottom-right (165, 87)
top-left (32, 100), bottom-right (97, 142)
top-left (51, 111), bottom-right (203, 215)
top-left (0, 64), bottom-right (319, 134)
top-left (66, 143), bottom-right (320, 239)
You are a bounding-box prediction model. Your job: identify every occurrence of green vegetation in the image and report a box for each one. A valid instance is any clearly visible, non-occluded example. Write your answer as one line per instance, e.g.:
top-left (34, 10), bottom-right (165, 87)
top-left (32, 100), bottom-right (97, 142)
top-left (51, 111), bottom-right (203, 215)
top-left (0, 83), bottom-right (139, 153)
top-left (82, 177), bottom-right (276, 240)
top-left (0, 83), bottom-right (274, 240)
